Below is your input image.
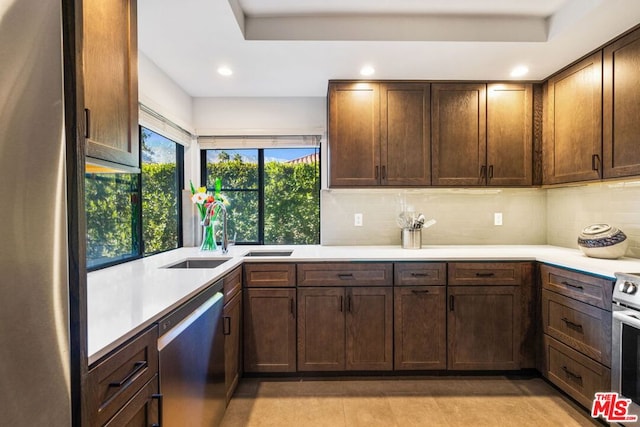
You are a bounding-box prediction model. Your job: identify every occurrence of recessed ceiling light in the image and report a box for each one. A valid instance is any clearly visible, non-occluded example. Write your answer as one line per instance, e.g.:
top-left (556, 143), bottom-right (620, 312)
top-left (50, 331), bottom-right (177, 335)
top-left (217, 66), bottom-right (233, 76)
top-left (510, 65), bottom-right (529, 78)
top-left (360, 65), bottom-right (375, 76)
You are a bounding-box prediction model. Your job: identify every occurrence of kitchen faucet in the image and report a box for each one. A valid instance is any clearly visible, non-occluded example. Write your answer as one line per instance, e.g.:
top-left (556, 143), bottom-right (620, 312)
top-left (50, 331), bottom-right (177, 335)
top-left (205, 200), bottom-right (229, 254)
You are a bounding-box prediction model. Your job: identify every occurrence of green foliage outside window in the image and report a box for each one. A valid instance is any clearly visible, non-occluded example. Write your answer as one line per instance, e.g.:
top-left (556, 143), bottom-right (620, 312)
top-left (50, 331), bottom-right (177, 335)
top-left (206, 152), bottom-right (320, 245)
top-left (142, 162), bottom-right (179, 255)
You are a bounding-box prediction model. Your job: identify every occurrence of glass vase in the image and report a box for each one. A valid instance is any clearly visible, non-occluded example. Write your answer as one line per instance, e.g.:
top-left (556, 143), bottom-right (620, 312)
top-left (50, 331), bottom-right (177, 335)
top-left (200, 221), bottom-right (217, 251)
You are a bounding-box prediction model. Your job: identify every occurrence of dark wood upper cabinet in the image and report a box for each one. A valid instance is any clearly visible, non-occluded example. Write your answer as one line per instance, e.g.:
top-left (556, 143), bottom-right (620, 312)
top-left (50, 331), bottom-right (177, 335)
top-left (328, 82), bottom-right (380, 186)
top-left (83, 0), bottom-right (139, 169)
top-left (328, 81), bottom-right (430, 187)
top-left (431, 83), bottom-right (487, 186)
top-left (487, 83), bottom-right (533, 186)
top-left (603, 27), bottom-right (640, 179)
top-left (380, 83), bottom-right (431, 186)
top-left (543, 52), bottom-right (602, 184)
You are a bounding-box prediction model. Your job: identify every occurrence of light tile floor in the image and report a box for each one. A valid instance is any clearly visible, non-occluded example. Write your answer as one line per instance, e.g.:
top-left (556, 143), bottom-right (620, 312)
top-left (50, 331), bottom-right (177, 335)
top-left (221, 376), bottom-right (602, 427)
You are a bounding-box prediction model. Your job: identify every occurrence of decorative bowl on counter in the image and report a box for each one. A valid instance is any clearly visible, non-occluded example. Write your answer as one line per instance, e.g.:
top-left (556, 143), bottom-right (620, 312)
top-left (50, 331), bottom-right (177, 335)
top-left (577, 224), bottom-right (628, 259)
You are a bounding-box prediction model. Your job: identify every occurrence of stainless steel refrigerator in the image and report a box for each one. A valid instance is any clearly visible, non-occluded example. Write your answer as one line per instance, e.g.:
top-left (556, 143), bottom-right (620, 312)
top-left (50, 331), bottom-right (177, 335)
top-left (0, 0), bottom-right (72, 425)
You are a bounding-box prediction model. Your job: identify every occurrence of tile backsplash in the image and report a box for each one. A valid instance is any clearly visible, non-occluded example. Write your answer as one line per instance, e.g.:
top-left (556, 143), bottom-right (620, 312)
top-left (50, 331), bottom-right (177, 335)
top-left (321, 188), bottom-right (547, 246)
top-left (321, 181), bottom-right (640, 259)
top-left (546, 181), bottom-right (640, 259)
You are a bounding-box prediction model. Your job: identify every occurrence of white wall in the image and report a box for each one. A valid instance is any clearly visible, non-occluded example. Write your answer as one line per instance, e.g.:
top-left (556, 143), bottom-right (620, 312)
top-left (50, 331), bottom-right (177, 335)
top-left (192, 97), bottom-right (326, 136)
top-left (138, 52), bottom-right (194, 133)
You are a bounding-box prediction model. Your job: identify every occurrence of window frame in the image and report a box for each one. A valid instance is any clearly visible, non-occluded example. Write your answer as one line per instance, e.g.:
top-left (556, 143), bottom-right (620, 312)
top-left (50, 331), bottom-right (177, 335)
top-left (86, 126), bottom-right (184, 271)
top-left (200, 147), bottom-right (320, 245)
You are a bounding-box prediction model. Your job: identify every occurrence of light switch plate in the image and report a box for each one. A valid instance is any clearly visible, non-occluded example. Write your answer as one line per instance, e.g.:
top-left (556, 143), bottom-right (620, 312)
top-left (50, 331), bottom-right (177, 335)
top-left (354, 213), bottom-right (363, 226)
top-left (494, 212), bottom-right (503, 226)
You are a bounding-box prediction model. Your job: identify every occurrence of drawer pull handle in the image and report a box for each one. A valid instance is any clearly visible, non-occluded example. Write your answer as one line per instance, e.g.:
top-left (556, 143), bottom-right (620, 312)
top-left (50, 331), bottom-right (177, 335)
top-left (109, 360), bottom-right (147, 388)
top-left (411, 273), bottom-right (429, 277)
top-left (412, 289), bottom-right (430, 295)
top-left (475, 272), bottom-right (495, 278)
top-left (223, 316), bottom-right (231, 335)
top-left (338, 273), bottom-right (354, 280)
top-left (561, 281), bottom-right (584, 291)
top-left (449, 295), bottom-right (455, 311)
top-left (339, 296), bottom-right (343, 312)
top-left (561, 317), bottom-right (584, 333)
top-left (561, 366), bottom-right (583, 384)
top-left (152, 393), bottom-right (163, 427)
top-left (347, 295), bottom-right (352, 313)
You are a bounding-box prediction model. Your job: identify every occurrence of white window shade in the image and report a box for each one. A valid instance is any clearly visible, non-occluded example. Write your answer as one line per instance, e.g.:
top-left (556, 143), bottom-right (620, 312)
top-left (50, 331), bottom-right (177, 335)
top-left (139, 103), bottom-right (193, 146)
top-left (198, 135), bottom-right (321, 149)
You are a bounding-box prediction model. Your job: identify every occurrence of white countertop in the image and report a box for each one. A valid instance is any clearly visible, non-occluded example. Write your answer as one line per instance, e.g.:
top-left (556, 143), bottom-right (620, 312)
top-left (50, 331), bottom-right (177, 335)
top-left (87, 244), bottom-right (640, 364)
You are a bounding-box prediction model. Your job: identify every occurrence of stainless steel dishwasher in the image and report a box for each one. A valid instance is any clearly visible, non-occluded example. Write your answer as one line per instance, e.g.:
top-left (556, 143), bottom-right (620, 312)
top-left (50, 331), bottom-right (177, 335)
top-left (158, 280), bottom-right (225, 426)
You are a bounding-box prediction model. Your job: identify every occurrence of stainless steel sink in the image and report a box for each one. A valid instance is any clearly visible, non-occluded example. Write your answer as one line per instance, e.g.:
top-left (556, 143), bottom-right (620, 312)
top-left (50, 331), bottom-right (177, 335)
top-left (165, 258), bottom-right (232, 269)
top-left (244, 250), bottom-right (293, 257)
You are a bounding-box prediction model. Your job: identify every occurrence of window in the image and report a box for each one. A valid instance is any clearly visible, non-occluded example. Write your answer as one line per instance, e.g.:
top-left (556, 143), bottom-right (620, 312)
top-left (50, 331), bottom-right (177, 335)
top-left (85, 173), bottom-right (140, 269)
top-left (141, 128), bottom-right (183, 255)
top-left (202, 147), bottom-right (320, 244)
top-left (85, 127), bottom-right (183, 270)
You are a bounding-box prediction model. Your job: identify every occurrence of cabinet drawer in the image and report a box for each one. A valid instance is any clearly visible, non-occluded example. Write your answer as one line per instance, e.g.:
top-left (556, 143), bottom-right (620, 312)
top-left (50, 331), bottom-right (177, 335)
top-left (104, 375), bottom-right (159, 427)
top-left (448, 262), bottom-right (523, 286)
top-left (297, 263), bottom-right (393, 286)
top-left (394, 262), bottom-right (446, 286)
top-left (223, 266), bottom-right (242, 301)
top-left (87, 325), bottom-right (159, 427)
top-left (542, 289), bottom-right (611, 366)
top-left (544, 336), bottom-right (611, 409)
top-left (540, 264), bottom-right (613, 309)
top-left (244, 263), bottom-right (296, 287)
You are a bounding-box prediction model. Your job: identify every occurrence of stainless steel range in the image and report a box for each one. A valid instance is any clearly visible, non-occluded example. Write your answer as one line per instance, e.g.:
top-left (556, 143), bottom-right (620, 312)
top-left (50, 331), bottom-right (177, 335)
top-left (612, 272), bottom-right (640, 426)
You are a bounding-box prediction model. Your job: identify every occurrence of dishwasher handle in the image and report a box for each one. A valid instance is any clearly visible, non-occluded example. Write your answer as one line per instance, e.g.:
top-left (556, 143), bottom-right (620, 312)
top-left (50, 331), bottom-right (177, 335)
top-left (157, 291), bottom-right (223, 351)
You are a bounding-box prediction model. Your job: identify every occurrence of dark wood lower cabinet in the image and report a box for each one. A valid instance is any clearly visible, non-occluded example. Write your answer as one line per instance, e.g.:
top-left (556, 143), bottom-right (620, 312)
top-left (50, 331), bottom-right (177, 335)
top-left (448, 286), bottom-right (521, 370)
top-left (347, 287), bottom-right (393, 371)
top-left (104, 376), bottom-right (160, 427)
top-left (224, 292), bottom-right (242, 403)
top-left (297, 288), bottom-right (345, 371)
top-left (243, 288), bottom-right (296, 373)
top-left (297, 286), bottom-right (393, 371)
top-left (394, 286), bottom-right (447, 370)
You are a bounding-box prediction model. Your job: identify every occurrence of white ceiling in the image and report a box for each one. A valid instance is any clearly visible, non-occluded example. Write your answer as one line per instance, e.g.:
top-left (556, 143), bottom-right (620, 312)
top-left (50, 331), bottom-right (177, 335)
top-left (138, 0), bottom-right (640, 97)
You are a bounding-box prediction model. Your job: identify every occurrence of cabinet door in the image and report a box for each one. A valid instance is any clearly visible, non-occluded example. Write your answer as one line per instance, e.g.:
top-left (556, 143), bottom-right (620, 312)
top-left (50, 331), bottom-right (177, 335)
top-left (603, 28), bottom-right (640, 178)
top-left (83, 0), bottom-right (139, 168)
top-left (448, 286), bottom-right (521, 370)
top-left (243, 288), bottom-right (296, 372)
top-left (394, 286), bottom-right (446, 370)
top-left (329, 82), bottom-right (380, 186)
top-left (104, 376), bottom-right (159, 427)
top-left (224, 292), bottom-right (242, 403)
top-left (544, 52), bottom-right (602, 184)
top-left (346, 287), bottom-right (393, 370)
top-left (432, 83), bottom-right (487, 186)
top-left (487, 83), bottom-right (533, 186)
top-left (380, 83), bottom-right (431, 186)
top-left (297, 288), bottom-right (345, 371)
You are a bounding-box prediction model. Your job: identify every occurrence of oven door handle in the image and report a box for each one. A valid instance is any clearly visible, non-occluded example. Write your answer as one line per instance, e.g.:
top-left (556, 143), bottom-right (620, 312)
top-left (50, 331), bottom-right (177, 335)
top-left (613, 309), bottom-right (640, 329)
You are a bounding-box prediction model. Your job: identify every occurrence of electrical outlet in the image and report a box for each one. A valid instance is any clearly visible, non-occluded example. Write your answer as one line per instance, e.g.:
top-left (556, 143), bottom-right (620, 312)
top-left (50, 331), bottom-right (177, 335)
top-left (494, 212), bottom-right (503, 226)
top-left (354, 213), bottom-right (363, 227)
